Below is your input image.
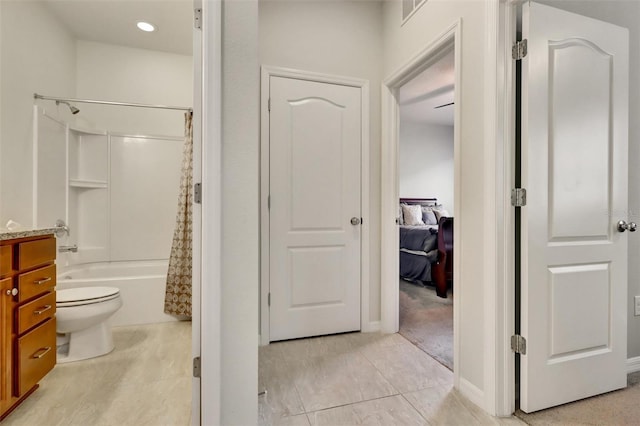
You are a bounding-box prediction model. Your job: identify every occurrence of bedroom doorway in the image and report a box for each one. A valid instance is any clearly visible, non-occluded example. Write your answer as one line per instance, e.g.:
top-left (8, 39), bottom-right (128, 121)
top-left (380, 23), bottom-right (461, 378)
top-left (396, 48), bottom-right (456, 371)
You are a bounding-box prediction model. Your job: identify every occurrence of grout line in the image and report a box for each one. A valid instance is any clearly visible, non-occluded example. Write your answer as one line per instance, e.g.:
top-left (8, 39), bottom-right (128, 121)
top-left (304, 393), bottom-right (403, 416)
top-left (356, 343), bottom-right (404, 398)
top-left (399, 392), bottom-right (433, 426)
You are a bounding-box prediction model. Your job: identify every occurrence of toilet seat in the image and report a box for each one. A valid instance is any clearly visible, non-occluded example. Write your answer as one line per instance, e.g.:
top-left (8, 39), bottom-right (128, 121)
top-left (57, 287), bottom-right (120, 307)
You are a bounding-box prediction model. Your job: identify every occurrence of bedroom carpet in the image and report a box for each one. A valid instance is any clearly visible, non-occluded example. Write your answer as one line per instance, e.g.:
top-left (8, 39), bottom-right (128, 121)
top-left (398, 278), bottom-right (453, 371)
top-left (516, 372), bottom-right (640, 425)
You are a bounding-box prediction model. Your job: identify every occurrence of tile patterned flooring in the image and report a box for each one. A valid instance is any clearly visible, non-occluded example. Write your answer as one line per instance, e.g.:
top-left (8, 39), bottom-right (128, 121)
top-left (3, 322), bottom-right (526, 425)
top-left (3, 321), bottom-right (192, 426)
top-left (259, 332), bottom-right (526, 426)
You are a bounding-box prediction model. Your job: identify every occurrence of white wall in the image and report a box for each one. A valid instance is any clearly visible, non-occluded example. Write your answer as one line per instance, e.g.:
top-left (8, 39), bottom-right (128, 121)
top-left (536, 0), bottom-right (640, 362)
top-left (221, 0), bottom-right (259, 423)
top-left (383, 0), bottom-right (491, 400)
top-left (75, 40), bottom-right (192, 137)
top-left (399, 122), bottom-right (454, 212)
top-left (0, 0), bottom-right (76, 227)
top-left (259, 0), bottom-right (384, 325)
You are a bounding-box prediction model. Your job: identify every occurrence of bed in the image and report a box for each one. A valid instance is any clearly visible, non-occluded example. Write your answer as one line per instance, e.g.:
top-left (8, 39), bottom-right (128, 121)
top-left (398, 198), bottom-right (453, 298)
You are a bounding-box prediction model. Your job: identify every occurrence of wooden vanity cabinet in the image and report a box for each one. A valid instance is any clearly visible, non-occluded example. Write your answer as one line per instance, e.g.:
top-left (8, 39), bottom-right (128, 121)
top-left (0, 234), bottom-right (57, 420)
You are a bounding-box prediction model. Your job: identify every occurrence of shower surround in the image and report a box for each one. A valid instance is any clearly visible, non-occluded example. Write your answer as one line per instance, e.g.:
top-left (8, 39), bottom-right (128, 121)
top-left (33, 107), bottom-right (183, 325)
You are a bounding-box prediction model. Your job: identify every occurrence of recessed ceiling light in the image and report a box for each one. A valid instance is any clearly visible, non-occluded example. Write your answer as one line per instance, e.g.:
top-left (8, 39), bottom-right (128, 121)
top-left (136, 21), bottom-right (155, 32)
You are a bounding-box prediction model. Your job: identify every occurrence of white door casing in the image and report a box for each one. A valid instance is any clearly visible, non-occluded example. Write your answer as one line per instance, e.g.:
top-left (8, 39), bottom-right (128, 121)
top-left (191, 0), bottom-right (202, 423)
top-left (268, 76), bottom-right (363, 341)
top-left (520, 2), bottom-right (629, 413)
top-left (199, 0), bottom-right (222, 424)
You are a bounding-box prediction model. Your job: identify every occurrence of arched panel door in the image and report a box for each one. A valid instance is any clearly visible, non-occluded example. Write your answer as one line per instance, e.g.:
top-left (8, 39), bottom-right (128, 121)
top-left (269, 76), bottom-right (362, 341)
top-left (520, 2), bottom-right (629, 412)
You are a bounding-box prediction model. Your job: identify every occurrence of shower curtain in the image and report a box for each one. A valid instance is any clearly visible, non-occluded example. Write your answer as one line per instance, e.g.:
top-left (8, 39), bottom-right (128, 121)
top-left (164, 112), bottom-right (193, 318)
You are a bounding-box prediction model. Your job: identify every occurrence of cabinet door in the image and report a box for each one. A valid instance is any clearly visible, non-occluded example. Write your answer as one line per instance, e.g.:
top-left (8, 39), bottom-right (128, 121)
top-left (0, 278), bottom-right (13, 412)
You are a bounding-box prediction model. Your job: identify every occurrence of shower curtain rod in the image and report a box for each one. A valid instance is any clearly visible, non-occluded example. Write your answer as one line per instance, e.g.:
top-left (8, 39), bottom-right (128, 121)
top-left (33, 93), bottom-right (192, 112)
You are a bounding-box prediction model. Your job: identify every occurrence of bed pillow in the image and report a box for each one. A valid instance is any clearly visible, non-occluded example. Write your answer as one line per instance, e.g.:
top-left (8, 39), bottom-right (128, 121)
top-left (398, 204), bottom-right (405, 225)
top-left (421, 207), bottom-right (438, 225)
top-left (433, 208), bottom-right (451, 221)
top-left (401, 204), bottom-right (424, 226)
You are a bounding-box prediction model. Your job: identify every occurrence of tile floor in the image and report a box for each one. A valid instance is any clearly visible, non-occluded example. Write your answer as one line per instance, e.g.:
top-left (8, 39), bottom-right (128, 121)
top-left (3, 321), bottom-right (192, 426)
top-left (2, 323), bottom-right (528, 425)
top-left (259, 332), bottom-right (526, 426)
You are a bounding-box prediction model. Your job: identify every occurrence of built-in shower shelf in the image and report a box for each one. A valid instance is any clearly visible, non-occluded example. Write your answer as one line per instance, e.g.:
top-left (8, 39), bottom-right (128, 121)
top-left (69, 125), bottom-right (107, 136)
top-left (69, 179), bottom-right (108, 189)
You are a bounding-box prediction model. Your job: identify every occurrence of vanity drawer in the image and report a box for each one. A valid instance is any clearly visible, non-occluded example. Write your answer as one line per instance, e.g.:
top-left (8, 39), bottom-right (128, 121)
top-left (0, 246), bottom-right (12, 278)
top-left (17, 291), bottom-right (56, 335)
top-left (18, 264), bottom-right (56, 303)
top-left (17, 318), bottom-right (56, 396)
top-left (18, 238), bottom-right (56, 271)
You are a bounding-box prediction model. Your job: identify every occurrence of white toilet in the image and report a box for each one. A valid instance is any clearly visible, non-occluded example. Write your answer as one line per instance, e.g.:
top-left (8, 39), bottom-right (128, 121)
top-left (55, 286), bottom-right (123, 363)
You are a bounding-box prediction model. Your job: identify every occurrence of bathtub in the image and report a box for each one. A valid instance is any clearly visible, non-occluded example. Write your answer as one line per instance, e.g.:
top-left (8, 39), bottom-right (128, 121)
top-left (57, 260), bottom-right (179, 326)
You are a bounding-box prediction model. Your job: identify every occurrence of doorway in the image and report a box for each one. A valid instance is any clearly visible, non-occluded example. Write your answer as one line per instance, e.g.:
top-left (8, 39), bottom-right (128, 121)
top-left (381, 23), bottom-right (462, 382)
top-left (0, 0), bottom-right (201, 423)
top-left (396, 47), bottom-right (456, 371)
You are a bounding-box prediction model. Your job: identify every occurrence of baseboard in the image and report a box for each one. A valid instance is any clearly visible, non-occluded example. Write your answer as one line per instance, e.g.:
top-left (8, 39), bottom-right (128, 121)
top-left (362, 321), bottom-right (381, 333)
top-left (628, 356), bottom-right (640, 374)
top-left (459, 377), bottom-right (485, 410)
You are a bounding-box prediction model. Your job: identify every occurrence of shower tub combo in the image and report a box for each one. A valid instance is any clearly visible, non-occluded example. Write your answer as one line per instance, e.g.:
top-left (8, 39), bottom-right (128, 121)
top-left (57, 260), bottom-right (177, 327)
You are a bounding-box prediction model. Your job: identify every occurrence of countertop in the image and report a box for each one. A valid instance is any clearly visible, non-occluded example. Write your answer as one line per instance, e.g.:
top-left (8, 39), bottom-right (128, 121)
top-left (0, 227), bottom-right (58, 241)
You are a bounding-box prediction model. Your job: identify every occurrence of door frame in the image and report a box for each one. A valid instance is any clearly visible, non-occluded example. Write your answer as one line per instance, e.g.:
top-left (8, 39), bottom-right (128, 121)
top-left (380, 19), bottom-right (461, 366)
top-left (198, 0), bottom-right (222, 423)
top-left (491, 0), bottom-right (517, 416)
top-left (191, 1), bottom-right (203, 424)
top-left (380, 12), bottom-right (516, 415)
top-left (259, 66), bottom-right (371, 345)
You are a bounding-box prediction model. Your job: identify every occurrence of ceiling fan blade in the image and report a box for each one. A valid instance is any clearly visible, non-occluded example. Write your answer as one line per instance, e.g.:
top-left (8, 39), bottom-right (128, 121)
top-left (434, 102), bottom-right (454, 109)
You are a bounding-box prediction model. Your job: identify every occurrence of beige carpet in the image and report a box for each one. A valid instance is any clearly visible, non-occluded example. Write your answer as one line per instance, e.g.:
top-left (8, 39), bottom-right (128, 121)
top-left (398, 279), bottom-right (453, 370)
top-left (516, 372), bottom-right (640, 425)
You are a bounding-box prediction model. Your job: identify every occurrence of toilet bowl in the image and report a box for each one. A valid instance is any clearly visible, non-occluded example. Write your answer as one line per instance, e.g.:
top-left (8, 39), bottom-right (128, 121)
top-left (56, 286), bottom-right (123, 363)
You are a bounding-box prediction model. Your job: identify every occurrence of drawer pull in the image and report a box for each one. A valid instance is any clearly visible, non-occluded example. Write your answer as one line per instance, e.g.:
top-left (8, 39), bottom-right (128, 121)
top-left (32, 347), bottom-right (51, 359)
top-left (6, 288), bottom-right (17, 296)
top-left (34, 277), bottom-right (52, 285)
top-left (33, 305), bottom-right (52, 315)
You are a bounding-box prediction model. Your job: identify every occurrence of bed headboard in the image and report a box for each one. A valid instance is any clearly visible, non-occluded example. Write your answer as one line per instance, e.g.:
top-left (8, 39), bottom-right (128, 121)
top-left (399, 198), bottom-right (438, 207)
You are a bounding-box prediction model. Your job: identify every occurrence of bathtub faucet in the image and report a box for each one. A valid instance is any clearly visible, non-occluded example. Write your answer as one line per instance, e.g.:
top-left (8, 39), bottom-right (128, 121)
top-left (58, 245), bottom-right (78, 253)
top-left (54, 219), bottom-right (70, 237)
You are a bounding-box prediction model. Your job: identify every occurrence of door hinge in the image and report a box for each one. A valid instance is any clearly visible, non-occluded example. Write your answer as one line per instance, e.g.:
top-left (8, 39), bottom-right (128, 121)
top-left (512, 39), bottom-right (528, 60)
top-left (194, 183), bottom-right (202, 204)
top-left (193, 356), bottom-right (201, 377)
top-left (511, 335), bottom-right (527, 354)
top-left (268, 292), bottom-right (271, 307)
top-left (268, 98), bottom-right (271, 112)
top-left (268, 195), bottom-right (271, 210)
top-left (511, 188), bottom-right (527, 207)
top-left (193, 8), bottom-right (202, 30)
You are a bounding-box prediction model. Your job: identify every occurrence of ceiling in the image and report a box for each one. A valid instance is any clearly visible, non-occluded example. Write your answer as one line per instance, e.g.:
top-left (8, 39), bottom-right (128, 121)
top-left (43, 0), bottom-right (193, 56)
top-left (399, 50), bottom-right (455, 126)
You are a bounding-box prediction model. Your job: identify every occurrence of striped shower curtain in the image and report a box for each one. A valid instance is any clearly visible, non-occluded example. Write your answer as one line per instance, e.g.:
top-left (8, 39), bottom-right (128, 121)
top-left (164, 112), bottom-right (193, 318)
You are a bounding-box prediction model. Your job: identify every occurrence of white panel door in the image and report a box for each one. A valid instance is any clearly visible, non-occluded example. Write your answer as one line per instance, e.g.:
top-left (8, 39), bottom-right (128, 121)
top-left (269, 76), bottom-right (361, 341)
top-left (520, 2), bottom-right (629, 412)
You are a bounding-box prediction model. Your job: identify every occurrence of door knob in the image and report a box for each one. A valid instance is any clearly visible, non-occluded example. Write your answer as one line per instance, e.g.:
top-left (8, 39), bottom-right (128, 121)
top-left (5, 288), bottom-right (17, 296)
top-left (350, 217), bottom-right (361, 226)
top-left (617, 220), bottom-right (637, 232)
